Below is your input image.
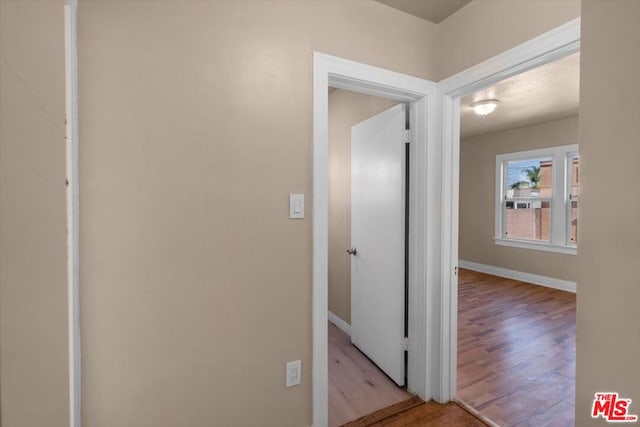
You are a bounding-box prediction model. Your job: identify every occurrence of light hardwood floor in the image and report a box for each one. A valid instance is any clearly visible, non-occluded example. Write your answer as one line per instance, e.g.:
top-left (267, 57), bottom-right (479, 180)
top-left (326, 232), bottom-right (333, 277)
top-left (344, 396), bottom-right (488, 427)
top-left (328, 322), bottom-right (412, 427)
top-left (457, 269), bottom-right (576, 426)
top-left (366, 401), bottom-right (488, 426)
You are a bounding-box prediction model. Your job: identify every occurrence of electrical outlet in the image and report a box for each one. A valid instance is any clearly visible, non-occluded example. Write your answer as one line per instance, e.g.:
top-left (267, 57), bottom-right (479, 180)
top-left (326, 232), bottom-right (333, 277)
top-left (286, 360), bottom-right (301, 387)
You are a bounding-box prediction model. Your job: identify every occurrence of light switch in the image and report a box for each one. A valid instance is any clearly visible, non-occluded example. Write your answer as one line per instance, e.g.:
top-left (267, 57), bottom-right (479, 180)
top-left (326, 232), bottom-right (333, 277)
top-left (289, 193), bottom-right (304, 219)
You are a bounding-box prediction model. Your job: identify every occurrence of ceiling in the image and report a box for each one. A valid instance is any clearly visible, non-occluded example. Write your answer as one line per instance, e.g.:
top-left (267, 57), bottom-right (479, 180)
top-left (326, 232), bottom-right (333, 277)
top-left (460, 53), bottom-right (580, 139)
top-left (375, 0), bottom-right (471, 24)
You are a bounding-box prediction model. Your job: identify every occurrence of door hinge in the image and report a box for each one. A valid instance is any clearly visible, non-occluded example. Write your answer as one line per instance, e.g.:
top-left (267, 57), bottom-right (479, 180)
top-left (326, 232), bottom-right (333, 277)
top-left (401, 337), bottom-right (409, 351)
top-left (402, 129), bottom-right (412, 144)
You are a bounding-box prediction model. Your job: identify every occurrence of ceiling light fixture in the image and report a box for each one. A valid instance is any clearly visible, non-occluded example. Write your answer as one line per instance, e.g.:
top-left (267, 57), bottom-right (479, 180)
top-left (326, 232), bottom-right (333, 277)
top-left (471, 99), bottom-right (499, 116)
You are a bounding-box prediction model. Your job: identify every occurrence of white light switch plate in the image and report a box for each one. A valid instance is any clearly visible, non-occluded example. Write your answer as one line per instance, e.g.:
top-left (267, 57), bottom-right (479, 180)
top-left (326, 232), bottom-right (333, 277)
top-left (289, 193), bottom-right (304, 219)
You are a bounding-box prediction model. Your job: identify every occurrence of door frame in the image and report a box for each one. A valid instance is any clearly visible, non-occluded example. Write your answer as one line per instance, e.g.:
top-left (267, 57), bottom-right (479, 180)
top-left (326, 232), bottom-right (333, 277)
top-left (64, 1), bottom-right (81, 427)
top-left (437, 17), bottom-right (581, 400)
top-left (313, 53), bottom-right (438, 426)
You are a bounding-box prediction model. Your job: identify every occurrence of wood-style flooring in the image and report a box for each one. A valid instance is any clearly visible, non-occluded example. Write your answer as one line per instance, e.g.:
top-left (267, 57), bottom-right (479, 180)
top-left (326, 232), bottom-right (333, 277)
top-left (457, 269), bottom-right (576, 426)
top-left (328, 322), bottom-right (412, 427)
top-left (344, 396), bottom-right (488, 426)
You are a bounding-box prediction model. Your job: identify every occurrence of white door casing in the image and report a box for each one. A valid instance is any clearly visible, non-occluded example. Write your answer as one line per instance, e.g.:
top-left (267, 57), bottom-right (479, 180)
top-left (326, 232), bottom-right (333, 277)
top-left (350, 104), bottom-right (407, 386)
top-left (313, 52), bottom-right (438, 427)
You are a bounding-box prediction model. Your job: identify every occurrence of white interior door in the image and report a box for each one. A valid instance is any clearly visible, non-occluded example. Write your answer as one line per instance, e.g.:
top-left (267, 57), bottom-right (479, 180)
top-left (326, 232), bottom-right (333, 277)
top-left (350, 103), bottom-right (406, 386)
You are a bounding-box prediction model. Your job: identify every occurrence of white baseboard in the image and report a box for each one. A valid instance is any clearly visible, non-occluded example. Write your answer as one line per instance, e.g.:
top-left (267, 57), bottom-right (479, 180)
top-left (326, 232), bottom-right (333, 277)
top-left (458, 260), bottom-right (576, 293)
top-left (328, 311), bottom-right (351, 336)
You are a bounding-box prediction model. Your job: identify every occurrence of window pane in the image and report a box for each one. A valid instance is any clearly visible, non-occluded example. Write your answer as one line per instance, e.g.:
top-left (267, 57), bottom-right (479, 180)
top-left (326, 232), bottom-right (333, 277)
top-left (505, 158), bottom-right (552, 199)
top-left (570, 200), bottom-right (578, 244)
top-left (505, 200), bottom-right (551, 241)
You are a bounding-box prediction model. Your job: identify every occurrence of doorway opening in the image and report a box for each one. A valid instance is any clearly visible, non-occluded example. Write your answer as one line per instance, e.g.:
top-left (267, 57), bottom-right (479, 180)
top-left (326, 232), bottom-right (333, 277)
top-left (440, 15), bottom-right (580, 424)
top-left (456, 52), bottom-right (579, 425)
top-left (327, 89), bottom-right (411, 426)
top-left (313, 53), bottom-right (439, 427)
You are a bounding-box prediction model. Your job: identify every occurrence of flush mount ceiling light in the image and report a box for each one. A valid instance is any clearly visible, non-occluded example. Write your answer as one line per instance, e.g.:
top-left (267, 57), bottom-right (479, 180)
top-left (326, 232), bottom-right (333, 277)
top-left (471, 99), bottom-right (499, 116)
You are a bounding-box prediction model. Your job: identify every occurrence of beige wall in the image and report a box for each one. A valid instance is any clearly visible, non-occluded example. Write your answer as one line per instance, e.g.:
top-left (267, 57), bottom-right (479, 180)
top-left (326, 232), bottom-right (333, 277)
top-left (459, 116), bottom-right (579, 282)
top-left (77, 2), bottom-right (437, 426)
top-left (0, 1), bottom-right (69, 426)
top-left (438, 0), bottom-right (580, 79)
top-left (576, 1), bottom-right (640, 425)
top-left (328, 89), bottom-right (399, 325)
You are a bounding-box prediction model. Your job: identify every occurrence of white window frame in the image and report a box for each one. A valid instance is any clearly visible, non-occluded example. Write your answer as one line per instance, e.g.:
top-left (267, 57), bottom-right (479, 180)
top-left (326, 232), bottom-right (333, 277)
top-left (495, 144), bottom-right (578, 255)
top-left (566, 151), bottom-right (579, 246)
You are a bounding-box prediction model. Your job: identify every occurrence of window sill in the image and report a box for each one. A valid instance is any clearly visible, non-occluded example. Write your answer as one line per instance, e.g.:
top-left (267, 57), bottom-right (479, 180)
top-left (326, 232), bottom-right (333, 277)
top-left (494, 238), bottom-right (577, 255)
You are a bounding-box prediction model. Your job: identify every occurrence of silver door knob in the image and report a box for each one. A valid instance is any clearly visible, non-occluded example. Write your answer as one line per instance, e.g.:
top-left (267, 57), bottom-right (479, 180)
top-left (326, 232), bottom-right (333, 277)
top-left (346, 247), bottom-right (358, 256)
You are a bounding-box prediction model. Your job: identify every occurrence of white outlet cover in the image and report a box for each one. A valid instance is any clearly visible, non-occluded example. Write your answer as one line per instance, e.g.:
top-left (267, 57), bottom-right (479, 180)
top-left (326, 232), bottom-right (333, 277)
top-left (286, 360), bottom-right (302, 387)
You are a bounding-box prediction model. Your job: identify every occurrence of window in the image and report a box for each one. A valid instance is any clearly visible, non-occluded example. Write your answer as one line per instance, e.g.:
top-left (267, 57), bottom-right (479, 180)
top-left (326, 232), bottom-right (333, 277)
top-left (495, 145), bottom-right (578, 254)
